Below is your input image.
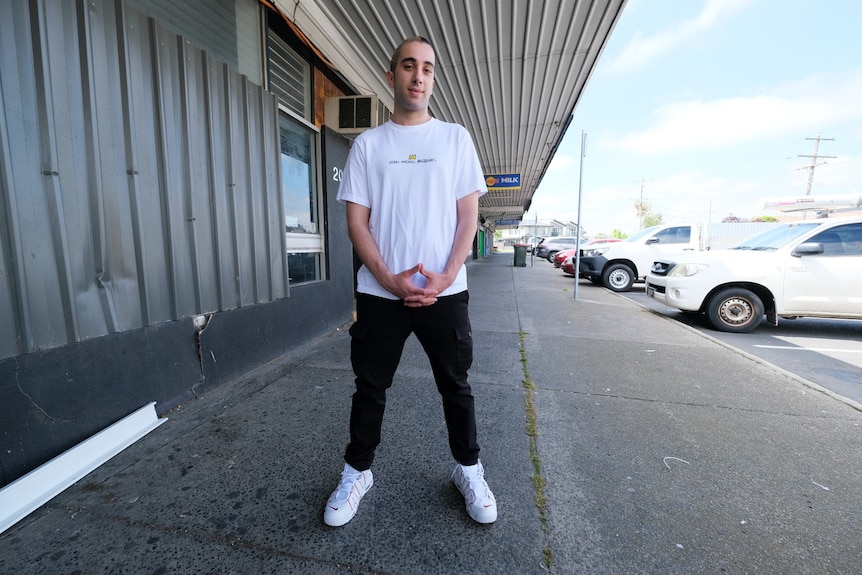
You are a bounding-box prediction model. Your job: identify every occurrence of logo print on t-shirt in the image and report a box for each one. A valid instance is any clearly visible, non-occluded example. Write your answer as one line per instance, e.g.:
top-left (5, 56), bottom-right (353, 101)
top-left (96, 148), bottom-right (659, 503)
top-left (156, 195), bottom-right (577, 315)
top-left (388, 154), bottom-right (436, 165)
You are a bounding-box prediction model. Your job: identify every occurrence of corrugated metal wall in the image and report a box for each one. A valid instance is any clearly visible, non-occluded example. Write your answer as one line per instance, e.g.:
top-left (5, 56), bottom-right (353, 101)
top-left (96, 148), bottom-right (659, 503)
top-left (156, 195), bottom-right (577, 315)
top-left (0, 0), bottom-right (288, 360)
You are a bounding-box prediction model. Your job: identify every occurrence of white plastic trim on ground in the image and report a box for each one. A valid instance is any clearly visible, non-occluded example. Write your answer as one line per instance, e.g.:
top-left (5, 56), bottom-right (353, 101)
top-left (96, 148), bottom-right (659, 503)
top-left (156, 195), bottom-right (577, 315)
top-left (0, 402), bottom-right (166, 534)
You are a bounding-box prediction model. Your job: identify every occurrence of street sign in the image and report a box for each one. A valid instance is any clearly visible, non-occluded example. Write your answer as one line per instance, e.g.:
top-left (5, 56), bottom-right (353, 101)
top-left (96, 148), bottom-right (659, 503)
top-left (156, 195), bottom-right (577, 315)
top-left (485, 174), bottom-right (521, 190)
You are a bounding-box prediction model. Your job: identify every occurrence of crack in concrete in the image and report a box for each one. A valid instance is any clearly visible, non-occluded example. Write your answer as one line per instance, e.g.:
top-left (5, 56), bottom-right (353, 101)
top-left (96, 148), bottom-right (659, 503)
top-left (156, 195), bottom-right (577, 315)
top-left (9, 358), bottom-right (70, 423)
top-left (53, 503), bottom-right (395, 574)
top-left (17, 382), bottom-right (56, 421)
top-left (191, 314), bottom-right (212, 400)
top-left (543, 387), bottom-right (857, 419)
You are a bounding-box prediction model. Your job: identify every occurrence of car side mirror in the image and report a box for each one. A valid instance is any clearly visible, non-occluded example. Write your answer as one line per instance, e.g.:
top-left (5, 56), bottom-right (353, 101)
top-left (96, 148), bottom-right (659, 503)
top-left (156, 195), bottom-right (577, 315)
top-left (791, 242), bottom-right (824, 257)
top-left (645, 237), bottom-right (659, 244)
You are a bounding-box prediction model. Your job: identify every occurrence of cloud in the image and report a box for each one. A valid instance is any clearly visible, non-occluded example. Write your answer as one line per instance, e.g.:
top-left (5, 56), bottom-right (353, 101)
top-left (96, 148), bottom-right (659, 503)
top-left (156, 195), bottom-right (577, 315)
top-left (606, 0), bottom-right (753, 74)
top-left (605, 69), bottom-right (862, 154)
top-left (547, 153), bottom-right (578, 172)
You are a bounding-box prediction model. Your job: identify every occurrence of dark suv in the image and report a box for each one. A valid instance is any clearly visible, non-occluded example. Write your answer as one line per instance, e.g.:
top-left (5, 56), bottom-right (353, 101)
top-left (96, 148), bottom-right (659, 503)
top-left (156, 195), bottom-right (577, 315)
top-left (535, 237), bottom-right (580, 262)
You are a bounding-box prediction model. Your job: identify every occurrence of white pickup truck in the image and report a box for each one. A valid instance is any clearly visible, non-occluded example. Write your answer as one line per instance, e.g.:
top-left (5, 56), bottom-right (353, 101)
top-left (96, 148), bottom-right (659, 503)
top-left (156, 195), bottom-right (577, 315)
top-left (579, 222), bottom-right (784, 292)
top-left (645, 217), bottom-right (862, 332)
top-left (578, 224), bottom-right (701, 292)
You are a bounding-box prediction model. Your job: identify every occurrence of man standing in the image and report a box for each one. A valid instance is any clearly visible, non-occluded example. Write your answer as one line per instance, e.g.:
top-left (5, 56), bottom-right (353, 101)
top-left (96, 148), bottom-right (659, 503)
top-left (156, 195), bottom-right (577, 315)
top-left (324, 36), bottom-right (496, 527)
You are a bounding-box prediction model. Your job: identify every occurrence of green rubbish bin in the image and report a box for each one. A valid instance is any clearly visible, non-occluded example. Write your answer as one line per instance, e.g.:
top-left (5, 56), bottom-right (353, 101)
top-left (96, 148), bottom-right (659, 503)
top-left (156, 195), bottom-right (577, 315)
top-left (513, 243), bottom-right (528, 267)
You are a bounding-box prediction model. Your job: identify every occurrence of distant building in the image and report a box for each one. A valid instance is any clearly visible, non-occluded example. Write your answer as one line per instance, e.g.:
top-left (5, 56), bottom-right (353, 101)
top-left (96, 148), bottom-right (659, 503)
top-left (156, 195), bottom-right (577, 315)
top-left (513, 219), bottom-right (582, 241)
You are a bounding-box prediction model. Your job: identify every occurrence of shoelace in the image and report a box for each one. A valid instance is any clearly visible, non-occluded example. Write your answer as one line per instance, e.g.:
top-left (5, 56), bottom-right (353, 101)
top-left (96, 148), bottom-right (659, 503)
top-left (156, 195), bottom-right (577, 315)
top-left (335, 470), bottom-right (363, 501)
top-left (461, 467), bottom-right (492, 499)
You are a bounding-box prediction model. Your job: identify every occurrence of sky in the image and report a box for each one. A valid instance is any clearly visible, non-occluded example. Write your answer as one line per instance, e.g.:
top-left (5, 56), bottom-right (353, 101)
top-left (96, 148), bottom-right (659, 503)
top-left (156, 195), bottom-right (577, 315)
top-left (524, 0), bottom-right (862, 237)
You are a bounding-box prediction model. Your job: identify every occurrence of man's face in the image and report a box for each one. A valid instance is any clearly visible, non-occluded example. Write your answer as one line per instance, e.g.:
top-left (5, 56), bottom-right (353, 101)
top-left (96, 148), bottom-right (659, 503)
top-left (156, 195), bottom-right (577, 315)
top-left (387, 41), bottom-right (435, 114)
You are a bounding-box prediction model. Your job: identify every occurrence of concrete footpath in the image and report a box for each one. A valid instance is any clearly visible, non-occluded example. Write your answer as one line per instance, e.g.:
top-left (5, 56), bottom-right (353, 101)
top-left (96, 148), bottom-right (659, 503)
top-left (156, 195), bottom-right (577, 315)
top-left (2, 253), bottom-right (861, 574)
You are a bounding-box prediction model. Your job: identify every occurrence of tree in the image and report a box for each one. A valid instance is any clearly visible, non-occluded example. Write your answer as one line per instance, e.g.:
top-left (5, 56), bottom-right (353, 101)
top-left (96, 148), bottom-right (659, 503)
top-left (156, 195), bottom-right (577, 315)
top-left (634, 197), bottom-right (662, 229)
top-left (642, 213), bottom-right (663, 227)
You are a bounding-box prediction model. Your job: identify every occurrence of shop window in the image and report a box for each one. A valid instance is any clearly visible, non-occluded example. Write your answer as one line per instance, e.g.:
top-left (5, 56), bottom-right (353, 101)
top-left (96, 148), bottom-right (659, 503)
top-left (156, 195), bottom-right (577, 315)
top-left (280, 110), bottom-right (324, 284)
top-left (268, 24), bottom-right (325, 285)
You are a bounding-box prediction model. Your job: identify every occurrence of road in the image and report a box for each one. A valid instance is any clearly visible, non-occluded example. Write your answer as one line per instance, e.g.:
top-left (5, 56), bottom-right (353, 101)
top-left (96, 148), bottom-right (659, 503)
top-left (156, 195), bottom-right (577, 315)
top-left (617, 282), bottom-right (862, 406)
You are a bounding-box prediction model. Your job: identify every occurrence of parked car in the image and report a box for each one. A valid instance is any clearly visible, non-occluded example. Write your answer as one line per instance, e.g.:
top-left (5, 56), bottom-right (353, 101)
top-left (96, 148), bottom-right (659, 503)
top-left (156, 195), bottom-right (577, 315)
top-left (526, 236), bottom-right (544, 253)
top-left (560, 238), bottom-right (622, 275)
top-left (580, 223), bottom-right (785, 291)
top-left (553, 248), bottom-right (577, 267)
top-left (644, 217), bottom-right (862, 332)
top-left (579, 224), bottom-right (700, 291)
top-left (535, 237), bottom-right (581, 262)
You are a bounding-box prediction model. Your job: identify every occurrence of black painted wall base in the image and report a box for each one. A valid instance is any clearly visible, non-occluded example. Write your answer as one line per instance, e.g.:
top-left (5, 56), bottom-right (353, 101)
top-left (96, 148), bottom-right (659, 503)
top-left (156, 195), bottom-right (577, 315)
top-left (0, 283), bottom-right (353, 487)
top-left (0, 320), bottom-right (200, 487)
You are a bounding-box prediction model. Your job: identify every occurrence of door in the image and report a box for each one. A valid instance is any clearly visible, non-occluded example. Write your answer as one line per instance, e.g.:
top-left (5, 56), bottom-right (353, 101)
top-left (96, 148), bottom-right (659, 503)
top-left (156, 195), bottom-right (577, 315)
top-left (637, 226), bottom-right (695, 276)
top-left (782, 223), bottom-right (862, 315)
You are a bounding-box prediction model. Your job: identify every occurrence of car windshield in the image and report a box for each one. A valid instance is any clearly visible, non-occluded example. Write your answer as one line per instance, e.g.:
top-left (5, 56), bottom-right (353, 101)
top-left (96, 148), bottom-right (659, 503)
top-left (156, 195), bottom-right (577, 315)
top-left (729, 222), bottom-right (820, 251)
top-left (623, 225), bottom-right (662, 243)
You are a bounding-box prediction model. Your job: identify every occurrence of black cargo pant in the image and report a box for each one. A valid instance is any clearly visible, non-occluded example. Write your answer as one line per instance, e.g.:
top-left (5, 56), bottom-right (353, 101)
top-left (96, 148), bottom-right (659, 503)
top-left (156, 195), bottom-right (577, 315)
top-left (344, 291), bottom-right (480, 471)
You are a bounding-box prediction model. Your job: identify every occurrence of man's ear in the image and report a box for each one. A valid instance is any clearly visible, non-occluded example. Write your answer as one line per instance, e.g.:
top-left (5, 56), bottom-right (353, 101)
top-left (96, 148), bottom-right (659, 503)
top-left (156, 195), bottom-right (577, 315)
top-left (385, 70), bottom-right (394, 88)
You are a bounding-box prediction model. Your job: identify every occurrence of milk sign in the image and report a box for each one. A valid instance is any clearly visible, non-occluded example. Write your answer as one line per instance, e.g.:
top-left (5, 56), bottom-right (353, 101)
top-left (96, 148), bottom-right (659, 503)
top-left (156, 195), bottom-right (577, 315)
top-left (484, 174), bottom-right (521, 190)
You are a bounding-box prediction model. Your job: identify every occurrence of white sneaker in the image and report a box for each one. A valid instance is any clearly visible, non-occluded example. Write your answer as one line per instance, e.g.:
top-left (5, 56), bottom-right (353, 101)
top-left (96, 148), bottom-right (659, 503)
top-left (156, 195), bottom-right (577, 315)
top-left (323, 464), bottom-right (373, 527)
top-left (451, 461), bottom-right (497, 523)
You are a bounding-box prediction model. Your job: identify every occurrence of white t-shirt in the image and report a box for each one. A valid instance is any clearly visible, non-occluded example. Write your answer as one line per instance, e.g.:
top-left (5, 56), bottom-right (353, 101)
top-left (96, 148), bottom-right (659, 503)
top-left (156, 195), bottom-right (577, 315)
top-left (337, 118), bottom-right (487, 299)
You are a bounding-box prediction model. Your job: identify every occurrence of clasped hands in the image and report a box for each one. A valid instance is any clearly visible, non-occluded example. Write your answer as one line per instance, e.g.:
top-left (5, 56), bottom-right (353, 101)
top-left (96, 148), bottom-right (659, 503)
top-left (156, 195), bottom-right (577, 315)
top-left (384, 263), bottom-right (452, 308)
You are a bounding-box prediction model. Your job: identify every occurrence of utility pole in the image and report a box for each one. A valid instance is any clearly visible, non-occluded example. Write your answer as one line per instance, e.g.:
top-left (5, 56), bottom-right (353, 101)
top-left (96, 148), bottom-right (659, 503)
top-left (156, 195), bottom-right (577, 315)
top-left (634, 178), bottom-right (649, 229)
top-left (799, 132), bottom-right (835, 195)
top-left (639, 178), bottom-right (644, 229)
top-left (574, 130), bottom-right (586, 301)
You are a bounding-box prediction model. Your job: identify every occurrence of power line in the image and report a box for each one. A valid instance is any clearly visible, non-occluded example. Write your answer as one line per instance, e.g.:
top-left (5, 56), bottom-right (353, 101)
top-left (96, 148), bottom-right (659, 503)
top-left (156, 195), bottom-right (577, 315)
top-left (798, 132), bottom-right (836, 195)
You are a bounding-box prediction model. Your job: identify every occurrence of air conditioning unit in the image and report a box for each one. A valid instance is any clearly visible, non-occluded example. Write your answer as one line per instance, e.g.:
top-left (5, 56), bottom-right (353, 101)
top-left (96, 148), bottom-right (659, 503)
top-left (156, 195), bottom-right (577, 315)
top-left (325, 95), bottom-right (390, 135)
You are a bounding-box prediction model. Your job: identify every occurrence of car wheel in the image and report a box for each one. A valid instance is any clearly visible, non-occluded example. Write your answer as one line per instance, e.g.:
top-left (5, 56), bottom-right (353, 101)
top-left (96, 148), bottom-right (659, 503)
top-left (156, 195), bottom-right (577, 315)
top-left (706, 288), bottom-right (764, 333)
top-left (602, 263), bottom-right (634, 292)
top-left (546, 251), bottom-right (558, 263)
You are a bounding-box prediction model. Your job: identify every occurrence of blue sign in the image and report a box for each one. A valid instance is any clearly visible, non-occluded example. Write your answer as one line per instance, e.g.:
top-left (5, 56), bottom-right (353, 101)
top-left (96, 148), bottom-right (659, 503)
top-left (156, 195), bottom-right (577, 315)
top-left (495, 219), bottom-right (521, 226)
top-left (485, 173), bottom-right (521, 189)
